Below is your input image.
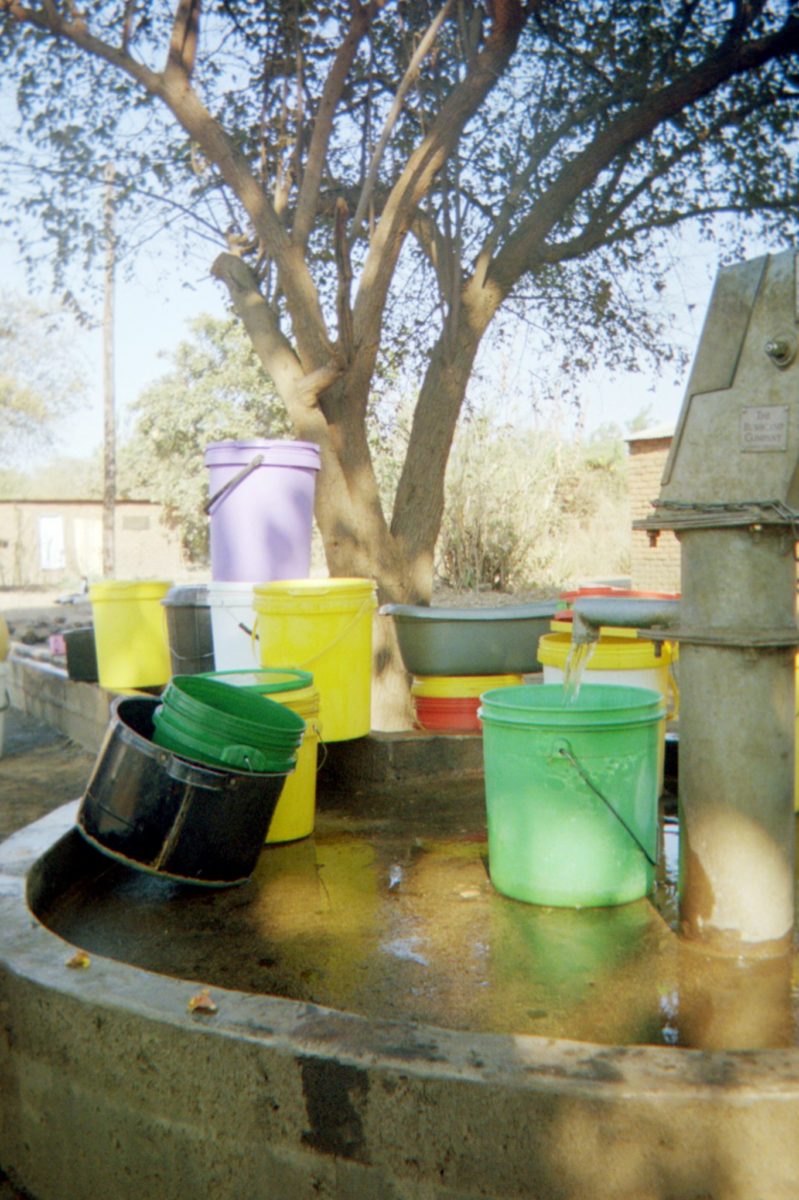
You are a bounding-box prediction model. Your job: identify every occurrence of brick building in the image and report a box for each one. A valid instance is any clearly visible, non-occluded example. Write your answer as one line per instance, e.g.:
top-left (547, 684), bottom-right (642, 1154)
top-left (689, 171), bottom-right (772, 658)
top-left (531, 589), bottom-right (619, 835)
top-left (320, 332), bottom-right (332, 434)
top-left (626, 426), bottom-right (681, 594)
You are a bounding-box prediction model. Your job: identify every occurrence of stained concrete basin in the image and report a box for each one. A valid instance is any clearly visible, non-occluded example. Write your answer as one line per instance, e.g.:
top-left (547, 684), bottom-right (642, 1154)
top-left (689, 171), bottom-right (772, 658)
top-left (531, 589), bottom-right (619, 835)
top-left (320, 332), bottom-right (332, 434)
top-left (4, 766), bottom-right (799, 1199)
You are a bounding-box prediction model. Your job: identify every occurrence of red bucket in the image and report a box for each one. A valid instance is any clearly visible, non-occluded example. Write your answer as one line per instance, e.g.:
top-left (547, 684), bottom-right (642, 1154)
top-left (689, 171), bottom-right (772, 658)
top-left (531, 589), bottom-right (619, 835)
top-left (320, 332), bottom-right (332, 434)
top-left (413, 694), bottom-right (482, 735)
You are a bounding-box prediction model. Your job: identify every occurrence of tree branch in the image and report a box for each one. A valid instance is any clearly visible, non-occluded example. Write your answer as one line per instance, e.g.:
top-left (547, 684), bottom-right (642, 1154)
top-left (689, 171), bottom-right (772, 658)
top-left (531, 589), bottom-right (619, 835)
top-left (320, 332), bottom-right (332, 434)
top-left (540, 91), bottom-right (790, 264)
top-left (1, 2), bottom-right (165, 92)
top-left (489, 11), bottom-right (799, 296)
top-left (351, 0), bottom-right (455, 240)
top-left (351, 0), bottom-right (531, 384)
top-left (543, 199), bottom-right (799, 266)
top-left (334, 196), bottom-right (354, 360)
top-left (292, 1), bottom-right (379, 250)
top-left (165, 0), bottom-right (201, 82)
top-left (211, 251), bottom-right (341, 411)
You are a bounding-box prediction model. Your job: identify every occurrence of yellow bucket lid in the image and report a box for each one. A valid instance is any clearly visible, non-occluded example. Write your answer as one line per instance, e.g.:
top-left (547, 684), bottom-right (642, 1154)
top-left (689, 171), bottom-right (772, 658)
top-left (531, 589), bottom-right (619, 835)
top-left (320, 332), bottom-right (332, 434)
top-left (538, 633), bottom-right (672, 670)
top-left (412, 673), bottom-right (524, 698)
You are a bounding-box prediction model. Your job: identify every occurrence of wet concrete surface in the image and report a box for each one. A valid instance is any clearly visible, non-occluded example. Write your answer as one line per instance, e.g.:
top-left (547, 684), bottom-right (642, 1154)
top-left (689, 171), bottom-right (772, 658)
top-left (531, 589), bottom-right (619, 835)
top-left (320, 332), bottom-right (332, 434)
top-left (5, 703), bottom-right (799, 1052)
top-left (37, 790), bottom-right (683, 1047)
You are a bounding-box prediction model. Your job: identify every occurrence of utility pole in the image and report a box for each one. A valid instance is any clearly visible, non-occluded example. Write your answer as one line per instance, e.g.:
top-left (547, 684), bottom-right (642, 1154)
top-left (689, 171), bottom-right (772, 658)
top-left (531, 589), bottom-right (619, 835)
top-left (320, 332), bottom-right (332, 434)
top-left (102, 161), bottom-right (116, 577)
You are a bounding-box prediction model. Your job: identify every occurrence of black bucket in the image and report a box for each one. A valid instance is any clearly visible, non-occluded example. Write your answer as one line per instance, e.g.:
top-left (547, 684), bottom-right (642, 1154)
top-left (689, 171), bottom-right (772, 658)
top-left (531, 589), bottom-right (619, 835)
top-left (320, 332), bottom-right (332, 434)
top-left (64, 626), bottom-right (99, 683)
top-left (162, 584), bottom-right (215, 676)
top-left (76, 696), bottom-right (288, 886)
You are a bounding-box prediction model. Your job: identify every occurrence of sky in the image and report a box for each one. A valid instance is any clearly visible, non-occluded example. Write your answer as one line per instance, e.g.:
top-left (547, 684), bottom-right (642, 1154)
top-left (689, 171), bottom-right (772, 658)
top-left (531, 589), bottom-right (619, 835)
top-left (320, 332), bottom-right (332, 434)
top-left (3, 240), bottom-right (228, 469)
top-left (4, 228), bottom-right (722, 474)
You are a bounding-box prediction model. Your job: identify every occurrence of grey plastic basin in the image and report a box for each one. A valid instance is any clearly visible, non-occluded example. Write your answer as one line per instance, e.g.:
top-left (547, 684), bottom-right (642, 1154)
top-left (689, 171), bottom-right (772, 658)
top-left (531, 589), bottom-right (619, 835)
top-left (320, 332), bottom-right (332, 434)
top-left (380, 601), bottom-right (559, 675)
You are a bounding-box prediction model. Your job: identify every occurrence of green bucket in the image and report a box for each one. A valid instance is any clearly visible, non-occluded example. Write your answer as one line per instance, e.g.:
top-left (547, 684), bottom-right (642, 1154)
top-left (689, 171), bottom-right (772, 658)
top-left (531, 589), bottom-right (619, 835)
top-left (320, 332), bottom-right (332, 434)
top-left (152, 675), bottom-right (305, 773)
top-left (202, 667), bottom-right (313, 695)
top-left (478, 683), bottom-right (665, 908)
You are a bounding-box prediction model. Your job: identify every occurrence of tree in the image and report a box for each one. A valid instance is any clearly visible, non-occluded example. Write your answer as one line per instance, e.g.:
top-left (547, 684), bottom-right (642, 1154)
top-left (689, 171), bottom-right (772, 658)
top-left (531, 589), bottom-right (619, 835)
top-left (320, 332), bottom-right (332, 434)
top-left (1, 1), bottom-right (798, 724)
top-left (122, 313), bottom-right (289, 560)
top-left (0, 293), bottom-right (88, 464)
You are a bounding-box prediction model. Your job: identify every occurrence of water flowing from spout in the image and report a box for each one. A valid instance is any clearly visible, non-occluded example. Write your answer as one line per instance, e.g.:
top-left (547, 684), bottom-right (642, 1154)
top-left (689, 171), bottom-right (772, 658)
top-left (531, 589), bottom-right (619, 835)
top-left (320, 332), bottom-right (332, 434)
top-left (562, 639), bottom-right (596, 703)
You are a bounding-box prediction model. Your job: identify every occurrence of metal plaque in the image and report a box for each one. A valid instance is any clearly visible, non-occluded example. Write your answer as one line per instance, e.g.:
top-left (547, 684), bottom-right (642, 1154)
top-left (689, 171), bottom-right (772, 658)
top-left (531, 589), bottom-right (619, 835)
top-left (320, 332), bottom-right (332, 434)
top-left (740, 405), bottom-right (789, 453)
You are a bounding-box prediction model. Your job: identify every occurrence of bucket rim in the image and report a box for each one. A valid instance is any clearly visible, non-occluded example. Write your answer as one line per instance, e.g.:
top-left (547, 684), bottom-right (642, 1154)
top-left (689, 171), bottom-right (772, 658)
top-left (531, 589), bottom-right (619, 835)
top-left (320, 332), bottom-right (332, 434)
top-left (538, 632), bottom-right (673, 669)
top-left (204, 438), bottom-right (321, 465)
top-left (206, 582), bottom-right (257, 604)
top-left (479, 682), bottom-right (665, 727)
top-left (162, 584), bottom-right (211, 607)
top-left (151, 715), bottom-right (299, 773)
top-left (412, 673), bottom-right (523, 697)
top-left (111, 695), bottom-right (294, 780)
top-left (254, 576), bottom-right (376, 597)
top-left (90, 579), bottom-right (173, 599)
top-left (380, 601), bottom-right (558, 622)
top-left (203, 667), bottom-right (314, 694)
top-left (164, 675), bottom-right (306, 736)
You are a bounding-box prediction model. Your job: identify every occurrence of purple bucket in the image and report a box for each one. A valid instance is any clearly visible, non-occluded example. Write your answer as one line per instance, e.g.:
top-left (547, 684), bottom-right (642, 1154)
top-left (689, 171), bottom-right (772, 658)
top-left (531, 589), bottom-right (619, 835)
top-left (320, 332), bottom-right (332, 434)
top-left (204, 439), bottom-right (321, 583)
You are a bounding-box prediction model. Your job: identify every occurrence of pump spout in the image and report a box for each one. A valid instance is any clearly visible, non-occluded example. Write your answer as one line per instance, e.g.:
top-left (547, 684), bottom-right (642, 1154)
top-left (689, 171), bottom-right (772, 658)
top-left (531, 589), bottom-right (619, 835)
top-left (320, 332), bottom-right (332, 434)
top-left (571, 597), bottom-right (682, 644)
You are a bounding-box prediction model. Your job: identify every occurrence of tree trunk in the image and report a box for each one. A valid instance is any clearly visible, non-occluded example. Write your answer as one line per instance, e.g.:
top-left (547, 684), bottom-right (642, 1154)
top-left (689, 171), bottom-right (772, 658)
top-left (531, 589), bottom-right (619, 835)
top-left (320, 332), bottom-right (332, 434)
top-left (213, 250), bottom-right (500, 731)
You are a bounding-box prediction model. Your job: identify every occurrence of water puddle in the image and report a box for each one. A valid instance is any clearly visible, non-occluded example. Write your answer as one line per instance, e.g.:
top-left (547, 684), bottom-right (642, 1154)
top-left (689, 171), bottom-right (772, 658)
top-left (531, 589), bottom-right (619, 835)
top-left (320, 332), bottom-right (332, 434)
top-left (34, 797), bottom-right (799, 1052)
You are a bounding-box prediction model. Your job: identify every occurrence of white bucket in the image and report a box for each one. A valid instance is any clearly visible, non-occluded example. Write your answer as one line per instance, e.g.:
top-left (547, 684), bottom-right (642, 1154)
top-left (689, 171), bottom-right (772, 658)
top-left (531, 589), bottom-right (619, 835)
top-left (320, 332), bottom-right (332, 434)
top-left (207, 582), bottom-right (259, 671)
top-left (0, 661), bottom-right (9, 759)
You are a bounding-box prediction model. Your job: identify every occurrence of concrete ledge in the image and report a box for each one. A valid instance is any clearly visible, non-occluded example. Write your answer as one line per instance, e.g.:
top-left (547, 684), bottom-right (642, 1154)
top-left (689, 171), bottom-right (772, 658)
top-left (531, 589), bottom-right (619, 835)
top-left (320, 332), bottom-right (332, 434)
top-left (8, 652), bottom-right (113, 755)
top-left (3, 808), bottom-right (799, 1199)
top-left (7, 652), bottom-right (486, 785)
top-left (322, 728), bottom-right (483, 787)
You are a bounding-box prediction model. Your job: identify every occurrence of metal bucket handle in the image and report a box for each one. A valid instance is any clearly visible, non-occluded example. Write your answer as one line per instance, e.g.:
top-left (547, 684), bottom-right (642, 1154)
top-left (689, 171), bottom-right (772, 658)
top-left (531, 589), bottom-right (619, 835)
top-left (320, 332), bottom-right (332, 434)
top-left (204, 453), bottom-right (264, 515)
top-left (551, 736), bottom-right (658, 867)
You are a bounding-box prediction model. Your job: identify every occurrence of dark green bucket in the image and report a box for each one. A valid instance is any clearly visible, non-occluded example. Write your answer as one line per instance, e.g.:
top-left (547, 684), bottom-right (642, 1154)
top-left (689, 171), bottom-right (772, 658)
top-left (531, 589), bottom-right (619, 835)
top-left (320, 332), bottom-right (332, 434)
top-left (479, 683), bottom-right (665, 908)
top-left (152, 675), bottom-right (305, 773)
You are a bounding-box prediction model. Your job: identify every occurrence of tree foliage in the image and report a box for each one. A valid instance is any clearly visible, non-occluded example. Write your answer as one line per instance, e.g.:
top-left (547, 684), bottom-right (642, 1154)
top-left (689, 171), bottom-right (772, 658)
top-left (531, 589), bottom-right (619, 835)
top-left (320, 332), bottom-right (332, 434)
top-left (121, 313), bottom-right (289, 559)
top-left (0, 293), bottom-right (88, 464)
top-left (1, 1), bottom-right (798, 722)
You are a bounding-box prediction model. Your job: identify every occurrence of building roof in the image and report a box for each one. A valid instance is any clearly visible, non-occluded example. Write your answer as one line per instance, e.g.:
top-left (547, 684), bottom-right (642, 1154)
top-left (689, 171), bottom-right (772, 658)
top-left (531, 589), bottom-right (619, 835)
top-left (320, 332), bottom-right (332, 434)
top-left (625, 423), bottom-right (675, 443)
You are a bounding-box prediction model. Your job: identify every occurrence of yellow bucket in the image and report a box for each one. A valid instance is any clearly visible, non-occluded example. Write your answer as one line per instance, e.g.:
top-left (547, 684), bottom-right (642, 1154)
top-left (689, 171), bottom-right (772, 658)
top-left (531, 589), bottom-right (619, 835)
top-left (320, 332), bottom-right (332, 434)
top-left (253, 578), bottom-right (377, 742)
top-left (539, 633), bottom-right (673, 687)
top-left (410, 673), bottom-right (523, 699)
top-left (89, 579), bottom-right (172, 692)
top-left (538, 632), bottom-right (675, 794)
top-left (266, 685), bottom-right (321, 842)
top-left (201, 667), bottom-right (321, 840)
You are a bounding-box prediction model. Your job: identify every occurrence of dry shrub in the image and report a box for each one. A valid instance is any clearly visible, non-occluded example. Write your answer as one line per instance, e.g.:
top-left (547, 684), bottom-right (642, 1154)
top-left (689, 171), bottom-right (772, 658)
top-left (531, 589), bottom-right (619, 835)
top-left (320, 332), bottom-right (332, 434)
top-left (436, 419), bottom-right (629, 594)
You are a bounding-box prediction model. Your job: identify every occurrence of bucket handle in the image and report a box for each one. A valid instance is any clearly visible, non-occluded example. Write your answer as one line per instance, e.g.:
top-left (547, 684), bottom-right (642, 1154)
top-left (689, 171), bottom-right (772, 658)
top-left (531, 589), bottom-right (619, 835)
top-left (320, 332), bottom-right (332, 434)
top-left (553, 737), bottom-right (658, 867)
top-left (254, 596), bottom-right (375, 671)
top-left (204, 454), bottom-right (264, 515)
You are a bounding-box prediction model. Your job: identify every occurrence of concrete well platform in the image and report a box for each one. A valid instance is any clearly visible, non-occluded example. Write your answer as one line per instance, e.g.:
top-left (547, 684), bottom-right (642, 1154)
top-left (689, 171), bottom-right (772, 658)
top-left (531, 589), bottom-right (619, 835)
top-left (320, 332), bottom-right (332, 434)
top-left (3, 658), bottom-right (799, 1199)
